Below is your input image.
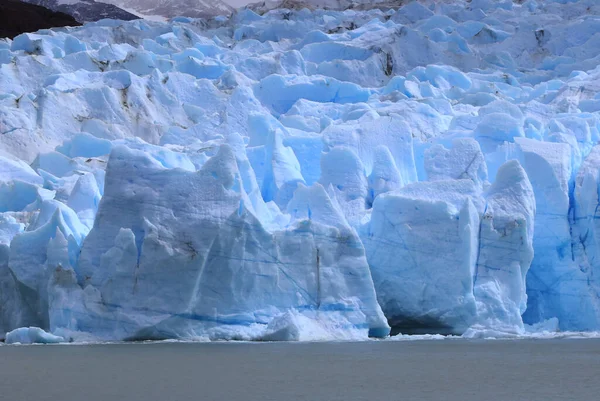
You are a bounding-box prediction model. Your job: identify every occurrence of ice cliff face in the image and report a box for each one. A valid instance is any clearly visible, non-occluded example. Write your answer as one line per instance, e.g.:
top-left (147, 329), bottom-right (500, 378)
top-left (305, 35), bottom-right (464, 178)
top-left (1, 0), bottom-right (600, 341)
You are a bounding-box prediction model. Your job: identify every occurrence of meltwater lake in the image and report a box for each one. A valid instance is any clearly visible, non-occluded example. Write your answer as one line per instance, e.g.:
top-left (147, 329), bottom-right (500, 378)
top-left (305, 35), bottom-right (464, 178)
top-left (1, 339), bottom-right (599, 401)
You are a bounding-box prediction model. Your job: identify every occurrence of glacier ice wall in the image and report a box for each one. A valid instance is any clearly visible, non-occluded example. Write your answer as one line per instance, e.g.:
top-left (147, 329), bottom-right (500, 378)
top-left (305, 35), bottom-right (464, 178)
top-left (1, 0), bottom-right (600, 340)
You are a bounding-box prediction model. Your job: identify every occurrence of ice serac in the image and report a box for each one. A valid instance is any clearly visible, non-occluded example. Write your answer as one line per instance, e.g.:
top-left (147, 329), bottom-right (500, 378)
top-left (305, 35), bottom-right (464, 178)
top-left (474, 160), bottom-right (535, 332)
top-left (0, 241), bottom-right (29, 340)
top-left (565, 145), bottom-right (600, 330)
top-left (363, 157), bottom-right (536, 335)
top-left (513, 137), bottom-right (594, 331)
top-left (7, 200), bottom-right (88, 329)
top-left (424, 138), bottom-right (487, 187)
top-left (362, 179), bottom-right (483, 334)
top-left (70, 145), bottom-right (389, 340)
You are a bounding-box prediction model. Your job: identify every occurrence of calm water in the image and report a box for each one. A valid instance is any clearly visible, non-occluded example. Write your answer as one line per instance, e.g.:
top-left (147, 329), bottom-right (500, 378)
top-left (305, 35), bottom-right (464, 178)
top-left (1, 339), bottom-right (599, 401)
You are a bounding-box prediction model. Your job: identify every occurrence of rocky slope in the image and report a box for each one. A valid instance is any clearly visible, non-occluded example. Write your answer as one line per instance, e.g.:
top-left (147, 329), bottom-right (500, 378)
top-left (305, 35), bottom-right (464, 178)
top-left (21, 0), bottom-right (139, 23)
top-left (104, 0), bottom-right (234, 19)
top-left (0, 0), bottom-right (81, 39)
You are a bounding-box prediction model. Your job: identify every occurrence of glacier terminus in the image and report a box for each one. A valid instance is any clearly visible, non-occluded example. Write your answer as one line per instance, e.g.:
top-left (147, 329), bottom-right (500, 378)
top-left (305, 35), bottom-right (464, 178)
top-left (1, 0), bottom-right (600, 343)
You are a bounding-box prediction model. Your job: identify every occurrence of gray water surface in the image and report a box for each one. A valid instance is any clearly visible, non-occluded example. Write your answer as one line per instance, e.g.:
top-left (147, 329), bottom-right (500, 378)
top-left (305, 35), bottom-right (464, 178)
top-left (1, 339), bottom-right (599, 401)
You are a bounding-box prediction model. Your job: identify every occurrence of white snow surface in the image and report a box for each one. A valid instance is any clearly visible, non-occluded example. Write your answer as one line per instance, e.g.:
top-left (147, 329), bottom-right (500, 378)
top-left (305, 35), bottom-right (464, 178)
top-left (1, 0), bottom-right (600, 342)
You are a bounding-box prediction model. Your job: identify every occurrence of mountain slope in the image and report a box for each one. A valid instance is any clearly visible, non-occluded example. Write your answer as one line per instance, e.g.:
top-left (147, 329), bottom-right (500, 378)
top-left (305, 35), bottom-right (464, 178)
top-left (246, 0), bottom-right (407, 13)
top-left (0, 0), bottom-right (80, 39)
top-left (104, 0), bottom-right (234, 19)
top-left (22, 0), bottom-right (139, 23)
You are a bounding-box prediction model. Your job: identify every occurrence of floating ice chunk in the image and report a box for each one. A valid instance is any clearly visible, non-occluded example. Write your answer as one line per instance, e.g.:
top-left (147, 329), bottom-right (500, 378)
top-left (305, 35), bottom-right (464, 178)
top-left (5, 327), bottom-right (65, 344)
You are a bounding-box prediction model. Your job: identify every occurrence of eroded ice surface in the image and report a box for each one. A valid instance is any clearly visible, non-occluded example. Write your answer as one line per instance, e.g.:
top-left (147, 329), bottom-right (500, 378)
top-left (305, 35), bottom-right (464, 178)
top-left (1, 0), bottom-right (600, 341)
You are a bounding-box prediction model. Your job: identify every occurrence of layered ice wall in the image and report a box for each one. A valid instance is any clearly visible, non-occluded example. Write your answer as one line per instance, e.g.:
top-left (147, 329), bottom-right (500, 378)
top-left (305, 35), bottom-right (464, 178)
top-left (1, 0), bottom-right (600, 341)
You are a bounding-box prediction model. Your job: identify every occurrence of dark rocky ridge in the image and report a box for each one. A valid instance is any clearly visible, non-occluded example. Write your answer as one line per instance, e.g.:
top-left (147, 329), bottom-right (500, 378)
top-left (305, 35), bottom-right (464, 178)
top-left (0, 0), bottom-right (81, 39)
top-left (22, 0), bottom-right (139, 23)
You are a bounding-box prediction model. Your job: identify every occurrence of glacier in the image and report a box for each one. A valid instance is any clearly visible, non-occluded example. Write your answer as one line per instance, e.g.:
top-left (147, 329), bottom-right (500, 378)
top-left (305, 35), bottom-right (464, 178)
top-left (1, 0), bottom-right (600, 342)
